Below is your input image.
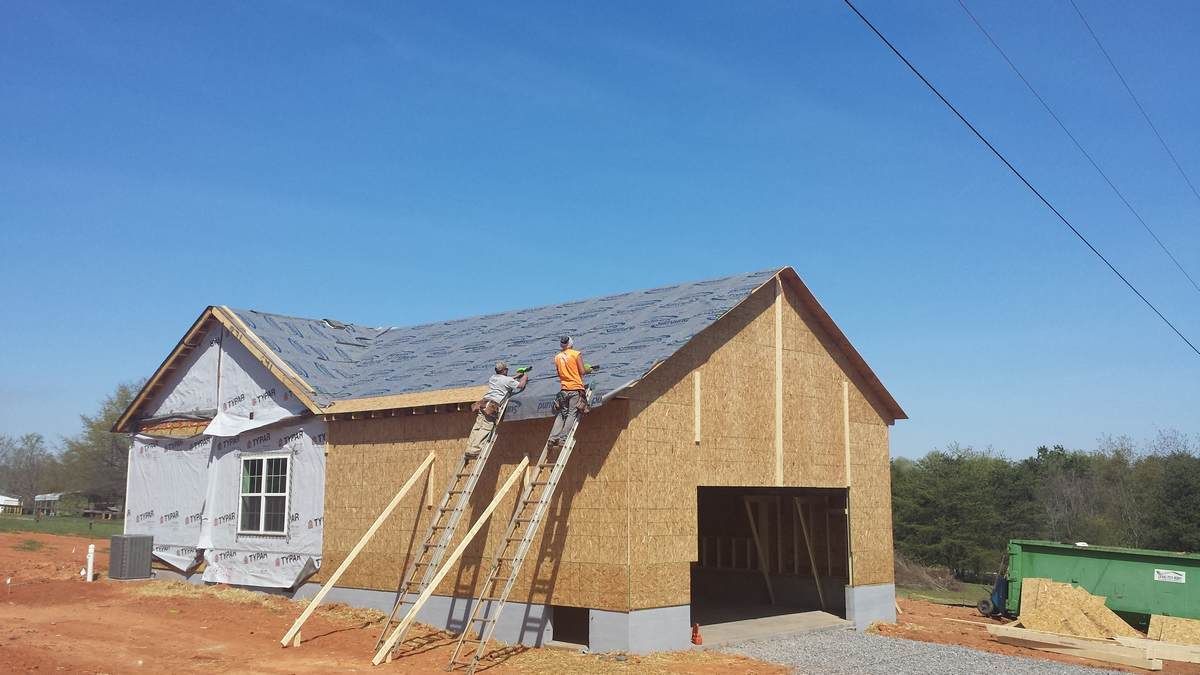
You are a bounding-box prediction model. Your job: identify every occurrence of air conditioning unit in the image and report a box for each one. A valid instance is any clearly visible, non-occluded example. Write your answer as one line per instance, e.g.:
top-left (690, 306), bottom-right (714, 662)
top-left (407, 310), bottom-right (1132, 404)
top-left (109, 534), bottom-right (153, 580)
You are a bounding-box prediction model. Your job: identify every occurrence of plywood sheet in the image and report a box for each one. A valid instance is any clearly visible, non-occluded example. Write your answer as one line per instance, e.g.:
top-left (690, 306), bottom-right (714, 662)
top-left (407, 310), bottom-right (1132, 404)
top-left (1149, 615), bottom-right (1200, 646)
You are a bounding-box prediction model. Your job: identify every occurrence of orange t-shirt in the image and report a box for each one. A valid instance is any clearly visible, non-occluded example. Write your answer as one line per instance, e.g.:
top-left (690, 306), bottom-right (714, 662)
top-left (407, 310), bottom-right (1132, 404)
top-left (554, 348), bottom-right (586, 391)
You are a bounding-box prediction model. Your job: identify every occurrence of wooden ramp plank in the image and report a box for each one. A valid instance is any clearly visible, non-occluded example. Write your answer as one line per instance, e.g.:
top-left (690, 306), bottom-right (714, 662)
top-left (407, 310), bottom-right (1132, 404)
top-left (280, 451), bottom-right (436, 648)
top-left (372, 456), bottom-right (531, 666)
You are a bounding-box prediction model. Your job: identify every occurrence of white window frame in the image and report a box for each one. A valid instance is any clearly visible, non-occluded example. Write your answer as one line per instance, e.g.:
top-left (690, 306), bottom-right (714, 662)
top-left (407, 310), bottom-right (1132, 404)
top-left (237, 452), bottom-right (291, 536)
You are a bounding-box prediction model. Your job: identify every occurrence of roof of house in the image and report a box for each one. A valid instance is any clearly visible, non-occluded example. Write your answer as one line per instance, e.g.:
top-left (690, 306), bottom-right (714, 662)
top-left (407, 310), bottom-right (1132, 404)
top-left (35, 493), bottom-right (64, 501)
top-left (232, 268), bottom-right (783, 422)
top-left (118, 266), bottom-right (905, 429)
top-left (0, 495), bottom-right (19, 506)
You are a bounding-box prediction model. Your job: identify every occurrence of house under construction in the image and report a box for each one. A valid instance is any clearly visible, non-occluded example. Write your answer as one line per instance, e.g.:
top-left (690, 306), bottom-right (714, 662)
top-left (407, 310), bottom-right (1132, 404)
top-left (116, 266), bottom-right (905, 654)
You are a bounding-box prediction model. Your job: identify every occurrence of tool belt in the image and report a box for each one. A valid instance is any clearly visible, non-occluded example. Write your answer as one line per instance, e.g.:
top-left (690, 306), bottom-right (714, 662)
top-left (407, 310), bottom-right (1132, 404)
top-left (551, 389), bottom-right (589, 415)
top-left (471, 399), bottom-right (502, 422)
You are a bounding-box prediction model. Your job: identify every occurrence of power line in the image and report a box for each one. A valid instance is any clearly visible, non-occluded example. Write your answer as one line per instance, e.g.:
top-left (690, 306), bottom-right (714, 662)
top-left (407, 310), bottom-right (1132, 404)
top-left (839, 0), bottom-right (1200, 357)
top-left (1066, 0), bottom-right (1200, 207)
top-left (955, 0), bottom-right (1200, 297)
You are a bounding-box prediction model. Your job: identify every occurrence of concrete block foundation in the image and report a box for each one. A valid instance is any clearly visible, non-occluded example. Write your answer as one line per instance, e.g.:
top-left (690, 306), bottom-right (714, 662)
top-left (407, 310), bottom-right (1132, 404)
top-left (844, 582), bottom-right (896, 630)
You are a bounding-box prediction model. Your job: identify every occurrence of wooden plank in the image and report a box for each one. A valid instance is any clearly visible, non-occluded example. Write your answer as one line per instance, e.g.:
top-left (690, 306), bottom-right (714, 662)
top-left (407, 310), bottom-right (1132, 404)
top-left (842, 381), bottom-right (851, 486)
top-left (280, 451), bottom-right (436, 648)
top-left (1149, 615), bottom-right (1200, 646)
top-left (773, 276), bottom-right (784, 486)
top-left (1115, 636), bottom-right (1200, 664)
top-left (987, 625), bottom-right (1162, 670)
top-left (794, 497), bottom-right (826, 611)
top-left (775, 498), bottom-right (783, 575)
top-left (739, 494), bottom-right (777, 598)
top-left (372, 456), bottom-right (530, 666)
top-left (322, 386), bottom-right (488, 414)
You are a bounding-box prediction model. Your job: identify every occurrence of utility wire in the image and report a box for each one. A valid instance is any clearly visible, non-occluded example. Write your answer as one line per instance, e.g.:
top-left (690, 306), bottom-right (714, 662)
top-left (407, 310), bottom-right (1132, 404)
top-left (955, 0), bottom-right (1200, 296)
top-left (840, 0), bottom-right (1200, 357)
top-left (1066, 0), bottom-right (1200, 208)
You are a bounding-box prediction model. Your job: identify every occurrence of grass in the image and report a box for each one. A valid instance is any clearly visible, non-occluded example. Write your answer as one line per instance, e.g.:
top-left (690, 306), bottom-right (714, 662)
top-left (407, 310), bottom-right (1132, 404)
top-left (0, 514), bottom-right (123, 539)
top-left (15, 538), bottom-right (43, 551)
top-left (896, 582), bottom-right (992, 606)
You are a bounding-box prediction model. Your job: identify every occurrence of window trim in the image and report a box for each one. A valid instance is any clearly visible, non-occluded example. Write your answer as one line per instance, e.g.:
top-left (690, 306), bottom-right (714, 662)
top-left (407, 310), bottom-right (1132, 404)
top-left (236, 452), bottom-right (291, 536)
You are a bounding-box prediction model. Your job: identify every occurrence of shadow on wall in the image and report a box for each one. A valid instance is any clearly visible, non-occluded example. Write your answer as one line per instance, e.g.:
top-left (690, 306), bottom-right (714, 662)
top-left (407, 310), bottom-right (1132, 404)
top-left (440, 401), bottom-right (629, 643)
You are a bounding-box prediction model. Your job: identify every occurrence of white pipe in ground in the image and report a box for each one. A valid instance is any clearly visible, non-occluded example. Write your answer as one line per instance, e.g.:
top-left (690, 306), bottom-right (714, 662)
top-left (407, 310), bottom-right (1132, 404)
top-left (86, 544), bottom-right (95, 582)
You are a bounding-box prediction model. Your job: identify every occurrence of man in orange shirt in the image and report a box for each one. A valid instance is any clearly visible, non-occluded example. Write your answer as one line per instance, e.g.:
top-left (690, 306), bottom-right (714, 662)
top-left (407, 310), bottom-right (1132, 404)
top-left (547, 336), bottom-right (596, 447)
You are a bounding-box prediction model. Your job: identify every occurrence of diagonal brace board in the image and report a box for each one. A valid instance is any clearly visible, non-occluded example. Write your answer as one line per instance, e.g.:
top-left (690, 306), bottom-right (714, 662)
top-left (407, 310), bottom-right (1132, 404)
top-left (372, 456), bottom-right (531, 666)
top-left (280, 451), bottom-right (436, 648)
top-left (793, 497), bottom-right (826, 611)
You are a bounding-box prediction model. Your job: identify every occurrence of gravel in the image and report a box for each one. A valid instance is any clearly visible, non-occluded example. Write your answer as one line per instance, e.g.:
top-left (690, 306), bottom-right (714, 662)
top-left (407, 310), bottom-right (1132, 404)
top-left (724, 629), bottom-right (1121, 675)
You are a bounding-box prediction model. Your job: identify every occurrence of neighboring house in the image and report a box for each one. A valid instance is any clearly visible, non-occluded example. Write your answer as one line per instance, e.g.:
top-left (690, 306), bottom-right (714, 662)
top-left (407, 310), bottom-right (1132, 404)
top-left (34, 492), bottom-right (65, 516)
top-left (0, 494), bottom-right (20, 515)
top-left (114, 266), bottom-right (906, 653)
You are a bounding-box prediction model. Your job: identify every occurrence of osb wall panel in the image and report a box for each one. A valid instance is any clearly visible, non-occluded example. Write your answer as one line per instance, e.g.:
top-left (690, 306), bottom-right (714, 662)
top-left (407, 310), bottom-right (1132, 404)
top-left (318, 400), bottom-right (633, 611)
top-left (619, 278), bottom-right (896, 608)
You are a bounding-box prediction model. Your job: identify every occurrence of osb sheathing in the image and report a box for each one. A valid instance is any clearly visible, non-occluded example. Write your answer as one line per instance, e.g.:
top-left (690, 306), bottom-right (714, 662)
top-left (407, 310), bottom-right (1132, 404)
top-left (320, 273), bottom-right (897, 612)
top-left (318, 400), bottom-right (633, 612)
top-left (619, 279), bottom-right (896, 608)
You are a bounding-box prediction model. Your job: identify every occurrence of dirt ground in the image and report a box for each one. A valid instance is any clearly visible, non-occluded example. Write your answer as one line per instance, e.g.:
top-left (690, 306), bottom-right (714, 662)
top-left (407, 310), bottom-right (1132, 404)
top-left (0, 532), bottom-right (780, 674)
top-left (6, 532), bottom-right (1196, 674)
top-left (875, 597), bottom-right (1200, 674)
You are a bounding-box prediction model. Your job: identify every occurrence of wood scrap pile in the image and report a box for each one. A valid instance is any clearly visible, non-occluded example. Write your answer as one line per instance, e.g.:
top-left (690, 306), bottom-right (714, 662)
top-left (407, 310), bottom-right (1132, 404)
top-left (983, 578), bottom-right (1200, 671)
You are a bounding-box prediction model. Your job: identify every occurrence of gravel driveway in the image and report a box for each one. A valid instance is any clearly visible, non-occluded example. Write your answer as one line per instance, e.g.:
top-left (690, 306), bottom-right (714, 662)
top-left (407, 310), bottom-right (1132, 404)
top-left (725, 629), bottom-right (1119, 674)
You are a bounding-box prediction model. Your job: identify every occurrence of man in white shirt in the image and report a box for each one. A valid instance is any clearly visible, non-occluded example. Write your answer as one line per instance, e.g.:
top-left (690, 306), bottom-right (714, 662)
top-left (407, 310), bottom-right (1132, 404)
top-left (465, 361), bottom-right (528, 458)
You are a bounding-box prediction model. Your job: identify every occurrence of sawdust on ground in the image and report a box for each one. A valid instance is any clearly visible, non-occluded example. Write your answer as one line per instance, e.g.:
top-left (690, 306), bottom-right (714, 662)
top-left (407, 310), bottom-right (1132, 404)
top-left (0, 531), bottom-right (780, 674)
top-left (875, 597), bottom-right (1200, 674)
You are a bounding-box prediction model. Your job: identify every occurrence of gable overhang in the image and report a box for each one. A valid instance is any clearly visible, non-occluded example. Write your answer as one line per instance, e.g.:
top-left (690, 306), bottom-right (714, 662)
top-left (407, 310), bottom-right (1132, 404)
top-left (112, 306), bottom-right (322, 434)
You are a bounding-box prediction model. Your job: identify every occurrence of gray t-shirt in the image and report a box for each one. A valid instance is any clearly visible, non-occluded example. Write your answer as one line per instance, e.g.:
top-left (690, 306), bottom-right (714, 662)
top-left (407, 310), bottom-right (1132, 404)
top-left (484, 374), bottom-right (524, 404)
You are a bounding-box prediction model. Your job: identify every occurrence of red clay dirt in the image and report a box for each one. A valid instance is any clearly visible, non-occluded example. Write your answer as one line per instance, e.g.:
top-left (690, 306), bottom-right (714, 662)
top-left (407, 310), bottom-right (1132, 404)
top-left (874, 597), bottom-right (1200, 674)
top-left (0, 531), bottom-right (780, 674)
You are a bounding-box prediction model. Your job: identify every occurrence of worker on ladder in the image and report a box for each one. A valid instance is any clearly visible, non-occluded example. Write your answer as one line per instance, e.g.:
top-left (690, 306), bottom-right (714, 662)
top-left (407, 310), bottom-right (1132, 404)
top-left (547, 336), bottom-right (596, 448)
top-left (466, 361), bottom-right (528, 458)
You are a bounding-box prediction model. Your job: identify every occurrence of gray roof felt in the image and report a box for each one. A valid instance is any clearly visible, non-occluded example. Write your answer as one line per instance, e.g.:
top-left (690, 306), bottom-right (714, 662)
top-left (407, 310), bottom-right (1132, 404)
top-left (231, 267), bottom-right (780, 421)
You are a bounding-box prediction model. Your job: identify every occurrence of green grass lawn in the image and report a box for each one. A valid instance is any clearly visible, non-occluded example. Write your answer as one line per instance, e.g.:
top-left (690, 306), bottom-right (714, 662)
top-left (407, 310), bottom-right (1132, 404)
top-left (896, 582), bottom-right (992, 606)
top-left (0, 514), bottom-right (123, 539)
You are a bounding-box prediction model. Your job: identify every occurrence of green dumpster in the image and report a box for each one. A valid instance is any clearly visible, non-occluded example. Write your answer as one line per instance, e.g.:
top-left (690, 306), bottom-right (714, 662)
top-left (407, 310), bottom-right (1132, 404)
top-left (1007, 539), bottom-right (1200, 619)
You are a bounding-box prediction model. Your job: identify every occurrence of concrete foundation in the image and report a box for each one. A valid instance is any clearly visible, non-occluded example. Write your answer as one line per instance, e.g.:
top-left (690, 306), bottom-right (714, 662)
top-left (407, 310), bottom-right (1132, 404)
top-left (844, 582), bottom-right (896, 630)
top-left (590, 605), bottom-right (693, 654)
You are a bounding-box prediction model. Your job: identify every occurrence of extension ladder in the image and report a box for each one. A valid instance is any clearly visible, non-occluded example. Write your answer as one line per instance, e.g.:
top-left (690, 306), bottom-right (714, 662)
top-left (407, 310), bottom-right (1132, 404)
top-left (447, 394), bottom-right (588, 674)
top-left (373, 398), bottom-right (511, 653)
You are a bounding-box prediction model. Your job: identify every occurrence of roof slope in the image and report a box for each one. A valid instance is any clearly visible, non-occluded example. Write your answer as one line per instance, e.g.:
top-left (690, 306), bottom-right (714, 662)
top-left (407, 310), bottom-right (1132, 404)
top-left (232, 268), bottom-right (784, 421)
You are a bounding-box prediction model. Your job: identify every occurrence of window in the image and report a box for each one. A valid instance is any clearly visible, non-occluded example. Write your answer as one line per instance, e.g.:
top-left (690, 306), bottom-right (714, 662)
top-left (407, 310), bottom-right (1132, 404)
top-left (238, 454), bottom-right (289, 535)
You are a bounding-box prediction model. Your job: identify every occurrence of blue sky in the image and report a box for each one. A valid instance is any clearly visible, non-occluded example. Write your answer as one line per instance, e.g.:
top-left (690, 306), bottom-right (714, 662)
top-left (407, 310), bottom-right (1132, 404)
top-left (2, 1), bottom-right (1198, 458)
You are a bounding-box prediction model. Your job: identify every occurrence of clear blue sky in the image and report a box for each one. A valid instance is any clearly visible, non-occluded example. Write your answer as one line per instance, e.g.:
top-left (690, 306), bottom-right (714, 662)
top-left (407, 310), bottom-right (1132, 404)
top-left (3, 1), bottom-right (1198, 458)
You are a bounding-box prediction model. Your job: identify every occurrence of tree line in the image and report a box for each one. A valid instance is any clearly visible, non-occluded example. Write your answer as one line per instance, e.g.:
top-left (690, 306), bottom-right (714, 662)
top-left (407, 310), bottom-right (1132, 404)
top-left (892, 430), bottom-right (1200, 579)
top-left (0, 382), bottom-right (138, 515)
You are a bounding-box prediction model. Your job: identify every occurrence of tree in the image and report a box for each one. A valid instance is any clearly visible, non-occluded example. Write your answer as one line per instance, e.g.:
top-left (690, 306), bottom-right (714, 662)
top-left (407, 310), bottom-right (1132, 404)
top-left (59, 381), bottom-right (141, 508)
top-left (0, 433), bottom-right (60, 513)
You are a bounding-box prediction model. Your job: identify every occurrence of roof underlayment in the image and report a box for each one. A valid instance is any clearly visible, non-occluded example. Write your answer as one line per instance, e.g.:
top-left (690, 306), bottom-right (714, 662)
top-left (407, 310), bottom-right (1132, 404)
top-left (231, 268), bottom-right (781, 422)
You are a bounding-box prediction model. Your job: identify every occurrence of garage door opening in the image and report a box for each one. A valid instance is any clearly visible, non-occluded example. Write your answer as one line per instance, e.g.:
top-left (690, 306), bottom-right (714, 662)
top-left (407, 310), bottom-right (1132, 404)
top-left (692, 487), bottom-right (850, 627)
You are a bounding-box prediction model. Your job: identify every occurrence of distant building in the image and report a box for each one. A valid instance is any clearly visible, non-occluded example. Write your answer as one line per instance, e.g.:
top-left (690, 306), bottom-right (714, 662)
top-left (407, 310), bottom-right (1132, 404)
top-left (0, 494), bottom-right (20, 515)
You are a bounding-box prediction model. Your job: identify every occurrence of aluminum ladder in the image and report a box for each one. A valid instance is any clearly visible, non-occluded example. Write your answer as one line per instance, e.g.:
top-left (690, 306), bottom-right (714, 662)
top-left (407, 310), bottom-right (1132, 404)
top-left (447, 396), bottom-right (587, 673)
top-left (373, 398), bottom-right (511, 653)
